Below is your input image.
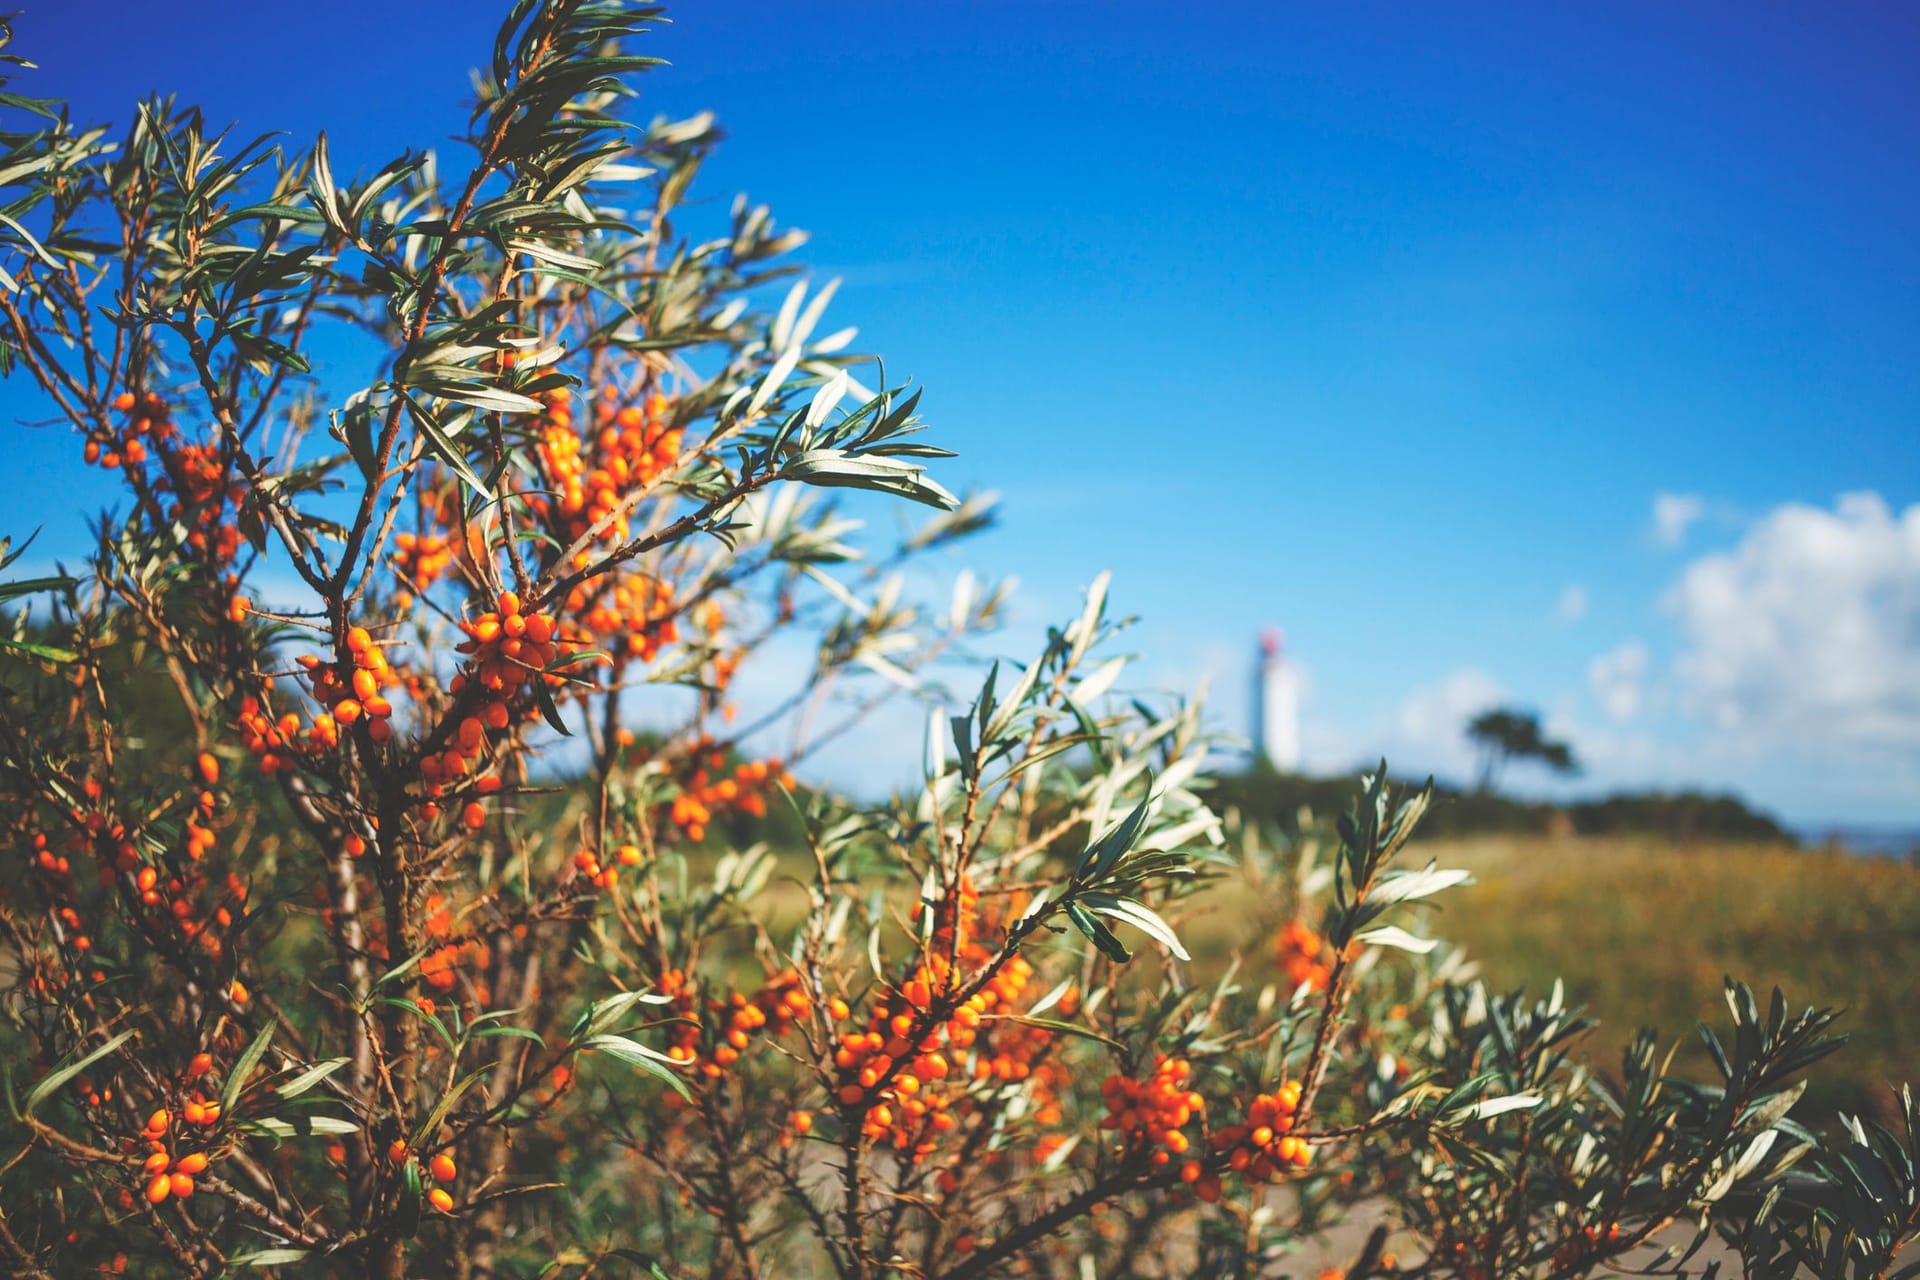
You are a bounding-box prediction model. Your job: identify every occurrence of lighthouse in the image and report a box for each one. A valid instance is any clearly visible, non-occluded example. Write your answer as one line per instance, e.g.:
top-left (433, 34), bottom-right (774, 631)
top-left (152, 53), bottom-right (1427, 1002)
top-left (1253, 628), bottom-right (1300, 773)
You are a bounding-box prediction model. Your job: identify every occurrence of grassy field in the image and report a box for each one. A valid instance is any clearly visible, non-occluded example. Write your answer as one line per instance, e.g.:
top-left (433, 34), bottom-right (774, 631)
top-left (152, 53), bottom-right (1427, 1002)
top-left (1406, 835), bottom-right (1920, 1118)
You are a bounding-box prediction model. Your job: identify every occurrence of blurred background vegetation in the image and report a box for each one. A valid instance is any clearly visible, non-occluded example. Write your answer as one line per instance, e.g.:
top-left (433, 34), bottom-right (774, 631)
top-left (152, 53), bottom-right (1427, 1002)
top-left (1202, 767), bottom-right (1918, 1122)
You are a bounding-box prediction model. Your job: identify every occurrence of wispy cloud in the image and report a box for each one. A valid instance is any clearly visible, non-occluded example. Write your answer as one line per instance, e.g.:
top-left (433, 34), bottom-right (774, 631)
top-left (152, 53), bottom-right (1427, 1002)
top-left (1651, 491), bottom-right (1707, 548)
top-left (1587, 641), bottom-right (1649, 721)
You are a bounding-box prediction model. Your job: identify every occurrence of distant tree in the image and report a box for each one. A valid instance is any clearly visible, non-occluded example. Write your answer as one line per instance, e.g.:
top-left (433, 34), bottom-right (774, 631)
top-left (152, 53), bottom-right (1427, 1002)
top-left (1468, 705), bottom-right (1579, 792)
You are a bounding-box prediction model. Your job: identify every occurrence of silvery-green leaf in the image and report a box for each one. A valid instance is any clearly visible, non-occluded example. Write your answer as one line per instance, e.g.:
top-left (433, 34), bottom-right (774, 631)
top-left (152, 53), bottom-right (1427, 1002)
top-left (1082, 893), bottom-right (1190, 962)
top-left (1464, 1093), bottom-right (1541, 1120)
top-left (275, 1058), bottom-right (350, 1099)
top-left (1368, 864), bottom-right (1474, 905)
top-left (1071, 656), bottom-right (1127, 706)
top-left (1355, 925), bottom-right (1437, 954)
top-left (25, 1030), bottom-right (134, 1115)
top-left (749, 343), bottom-right (803, 417)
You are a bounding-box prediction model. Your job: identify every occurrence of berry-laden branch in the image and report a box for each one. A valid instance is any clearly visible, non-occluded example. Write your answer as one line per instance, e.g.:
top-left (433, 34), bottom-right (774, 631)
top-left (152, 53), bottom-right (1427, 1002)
top-left (0, 4), bottom-right (1913, 1279)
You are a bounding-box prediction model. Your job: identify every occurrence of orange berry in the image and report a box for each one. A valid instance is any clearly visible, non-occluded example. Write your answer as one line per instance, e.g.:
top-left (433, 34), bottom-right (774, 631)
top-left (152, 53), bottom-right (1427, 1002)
top-left (196, 752), bottom-right (220, 785)
top-left (461, 802), bottom-right (486, 830)
top-left (175, 1152), bottom-right (208, 1175)
top-left (430, 1153), bottom-right (457, 1183)
top-left (387, 1140), bottom-right (408, 1163)
top-left (428, 1187), bottom-right (454, 1213)
top-left (145, 1173), bottom-right (171, 1204)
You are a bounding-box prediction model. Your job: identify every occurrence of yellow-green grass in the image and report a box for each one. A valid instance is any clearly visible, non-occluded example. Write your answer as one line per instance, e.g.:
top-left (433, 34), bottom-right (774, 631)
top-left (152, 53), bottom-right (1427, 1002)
top-left (1402, 836), bottom-right (1920, 1118)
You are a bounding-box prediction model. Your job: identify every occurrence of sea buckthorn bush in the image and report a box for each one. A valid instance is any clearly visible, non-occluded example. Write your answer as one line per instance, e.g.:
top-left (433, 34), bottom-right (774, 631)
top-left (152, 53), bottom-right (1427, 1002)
top-left (1, 5), bottom-right (1916, 1278)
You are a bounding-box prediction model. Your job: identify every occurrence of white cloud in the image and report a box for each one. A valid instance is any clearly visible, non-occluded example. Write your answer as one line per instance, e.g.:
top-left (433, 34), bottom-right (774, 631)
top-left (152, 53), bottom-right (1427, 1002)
top-left (1377, 667), bottom-right (1507, 780)
top-left (1587, 641), bottom-right (1649, 721)
top-left (1555, 583), bottom-right (1589, 624)
top-left (1666, 492), bottom-right (1920, 750)
top-left (1652, 491), bottom-right (1706, 547)
top-left (1292, 668), bottom-right (1507, 784)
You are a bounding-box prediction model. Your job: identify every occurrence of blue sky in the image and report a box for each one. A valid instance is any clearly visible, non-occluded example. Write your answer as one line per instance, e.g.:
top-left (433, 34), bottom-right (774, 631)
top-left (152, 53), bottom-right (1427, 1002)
top-left (6, 1), bottom-right (1918, 824)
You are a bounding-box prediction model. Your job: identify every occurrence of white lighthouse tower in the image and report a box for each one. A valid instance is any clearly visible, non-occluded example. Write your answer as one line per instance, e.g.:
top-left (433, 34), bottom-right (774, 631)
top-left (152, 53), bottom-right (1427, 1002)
top-left (1254, 628), bottom-right (1300, 773)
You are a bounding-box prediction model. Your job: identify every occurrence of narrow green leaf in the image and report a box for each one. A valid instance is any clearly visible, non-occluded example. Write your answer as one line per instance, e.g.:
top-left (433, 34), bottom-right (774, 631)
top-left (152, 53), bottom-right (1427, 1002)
top-left (25, 1030), bottom-right (134, 1115)
top-left (222, 1022), bottom-right (276, 1114)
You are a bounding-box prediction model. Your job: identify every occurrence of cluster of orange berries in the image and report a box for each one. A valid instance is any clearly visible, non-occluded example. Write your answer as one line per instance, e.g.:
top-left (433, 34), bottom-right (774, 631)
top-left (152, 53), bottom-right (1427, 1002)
top-left (670, 755), bottom-right (784, 843)
top-left (28, 782), bottom-right (238, 965)
top-left (1276, 917), bottom-right (1332, 994)
top-left (134, 1056), bottom-right (223, 1206)
top-left (236, 693), bottom-right (304, 775)
top-left (830, 981), bottom-right (961, 1153)
top-left (1211, 1078), bottom-right (1312, 1185)
top-left (418, 894), bottom-right (493, 997)
top-left (169, 442), bottom-right (243, 565)
top-left (1098, 1057), bottom-right (1205, 1172)
top-left (570, 572), bottom-right (680, 663)
top-left (391, 530), bottom-right (455, 607)
top-left (293, 626), bottom-right (400, 750)
top-left (90, 393), bottom-right (244, 565)
top-left (708, 971), bottom-right (812, 1075)
top-left (531, 388), bottom-right (683, 559)
top-left (658, 969), bottom-right (704, 1066)
top-left (827, 882), bottom-right (1059, 1164)
top-left (452, 591), bottom-right (576, 700)
top-left (181, 817), bottom-right (216, 867)
top-left (656, 967), bottom-right (812, 1079)
top-left (387, 1140), bottom-right (459, 1213)
top-left (86, 391), bottom-right (177, 471)
top-left (27, 832), bottom-right (100, 966)
top-left (570, 842), bottom-right (642, 891)
top-left (440, 591), bottom-right (580, 826)
top-left (140, 1145), bottom-right (210, 1205)
top-left (182, 783), bottom-right (219, 863)
top-left (149, 864), bottom-right (249, 961)
top-left (422, 736), bottom-right (505, 830)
